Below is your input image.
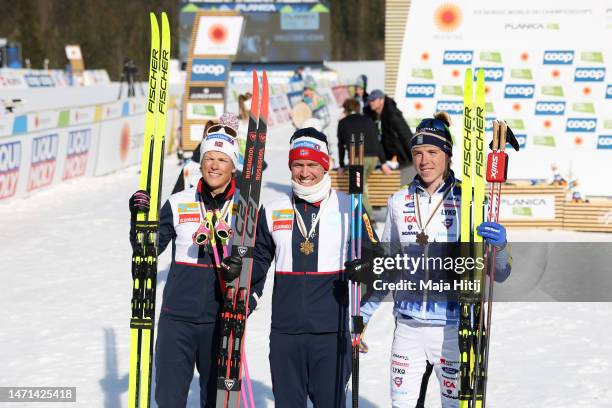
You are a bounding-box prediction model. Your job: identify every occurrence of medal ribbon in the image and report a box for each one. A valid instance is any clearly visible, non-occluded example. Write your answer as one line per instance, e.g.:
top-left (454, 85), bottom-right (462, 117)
top-left (292, 192), bottom-right (331, 244)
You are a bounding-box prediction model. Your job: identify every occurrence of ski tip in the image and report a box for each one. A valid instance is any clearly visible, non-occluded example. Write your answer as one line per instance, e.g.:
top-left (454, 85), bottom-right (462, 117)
top-left (250, 70), bottom-right (259, 118)
top-left (260, 71), bottom-right (269, 119)
top-left (161, 11), bottom-right (169, 25)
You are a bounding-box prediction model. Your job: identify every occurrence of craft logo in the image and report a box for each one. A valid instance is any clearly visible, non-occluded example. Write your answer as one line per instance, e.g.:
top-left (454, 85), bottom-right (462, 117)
top-left (443, 50), bottom-right (473, 65)
top-left (606, 85), bottom-right (612, 99)
top-left (597, 135), bottom-right (612, 150)
top-left (504, 84), bottom-right (535, 99)
top-left (0, 141), bottom-right (21, 199)
top-left (534, 101), bottom-right (565, 115)
top-left (574, 68), bottom-right (605, 82)
top-left (190, 59), bottom-right (229, 82)
top-left (405, 84), bottom-right (435, 98)
top-left (189, 86), bottom-right (225, 101)
top-left (476, 67), bottom-right (504, 82)
top-left (566, 118), bottom-right (597, 132)
top-left (28, 134), bottom-right (58, 191)
top-left (435, 100), bottom-right (462, 115)
top-left (63, 128), bottom-right (91, 180)
top-left (543, 50), bottom-right (574, 65)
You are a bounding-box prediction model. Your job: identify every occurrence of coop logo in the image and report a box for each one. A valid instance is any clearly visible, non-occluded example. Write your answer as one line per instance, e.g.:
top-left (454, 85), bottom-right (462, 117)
top-left (443, 50), bottom-right (473, 65)
top-left (597, 135), bottom-right (612, 150)
top-left (477, 67), bottom-right (504, 82)
top-left (405, 84), bottom-right (436, 98)
top-left (606, 85), bottom-right (612, 99)
top-left (534, 101), bottom-right (565, 115)
top-left (190, 59), bottom-right (229, 82)
top-left (63, 128), bottom-right (91, 180)
top-left (574, 68), bottom-right (606, 82)
top-left (566, 118), bottom-right (597, 132)
top-left (0, 141), bottom-right (21, 199)
top-left (514, 134), bottom-right (527, 149)
top-left (28, 134), bottom-right (58, 191)
top-left (543, 50), bottom-right (574, 65)
top-left (435, 101), bottom-right (463, 115)
top-left (504, 84), bottom-right (535, 99)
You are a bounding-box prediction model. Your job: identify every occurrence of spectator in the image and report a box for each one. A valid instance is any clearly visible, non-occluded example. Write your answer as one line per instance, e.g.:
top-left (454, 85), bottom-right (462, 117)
top-left (364, 89), bottom-right (415, 184)
top-left (337, 98), bottom-right (392, 219)
top-left (354, 74), bottom-right (369, 110)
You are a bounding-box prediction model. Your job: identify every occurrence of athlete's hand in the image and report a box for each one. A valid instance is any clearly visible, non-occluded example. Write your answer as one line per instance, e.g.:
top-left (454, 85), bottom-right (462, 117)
top-left (220, 256), bottom-right (242, 282)
top-left (476, 221), bottom-right (507, 247)
top-left (129, 190), bottom-right (150, 217)
top-left (345, 258), bottom-right (372, 285)
top-left (381, 163), bottom-right (393, 176)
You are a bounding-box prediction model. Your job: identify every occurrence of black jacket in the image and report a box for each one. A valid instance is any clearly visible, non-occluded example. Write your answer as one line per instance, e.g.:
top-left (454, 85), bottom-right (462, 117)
top-left (337, 113), bottom-right (386, 168)
top-left (364, 96), bottom-right (413, 165)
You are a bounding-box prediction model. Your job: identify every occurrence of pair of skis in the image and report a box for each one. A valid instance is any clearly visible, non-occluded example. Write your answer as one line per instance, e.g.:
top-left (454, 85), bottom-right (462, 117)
top-left (216, 70), bottom-right (269, 408)
top-left (128, 12), bottom-right (170, 408)
top-left (458, 69), bottom-right (519, 407)
top-left (348, 133), bottom-right (365, 408)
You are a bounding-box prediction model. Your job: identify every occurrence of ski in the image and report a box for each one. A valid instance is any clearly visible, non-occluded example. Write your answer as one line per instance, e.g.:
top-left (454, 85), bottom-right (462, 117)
top-left (127, 11), bottom-right (170, 408)
top-left (348, 132), bottom-right (365, 408)
top-left (458, 68), bottom-right (485, 408)
top-left (216, 70), bottom-right (269, 408)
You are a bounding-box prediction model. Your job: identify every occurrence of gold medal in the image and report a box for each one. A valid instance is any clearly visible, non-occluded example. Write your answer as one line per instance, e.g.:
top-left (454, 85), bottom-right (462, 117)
top-left (300, 239), bottom-right (315, 255)
top-left (416, 231), bottom-right (429, 246)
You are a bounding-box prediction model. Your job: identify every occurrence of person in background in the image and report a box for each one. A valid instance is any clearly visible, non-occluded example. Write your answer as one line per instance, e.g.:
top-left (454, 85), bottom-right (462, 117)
top-left (354, 74), bottom-right (369, 111)
top-left (303, 77), bottom-right (330, 130)
top-left (364, 89), bottom-right (415, 185)
top-left (337, 98), bottom-right (392, 222)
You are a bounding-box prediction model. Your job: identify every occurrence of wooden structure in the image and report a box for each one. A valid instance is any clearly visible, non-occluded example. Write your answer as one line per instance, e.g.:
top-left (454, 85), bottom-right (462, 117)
top-left (330, 169), bottom-right (401, 206)
top-left (563, 199), bottom-right (612, 233)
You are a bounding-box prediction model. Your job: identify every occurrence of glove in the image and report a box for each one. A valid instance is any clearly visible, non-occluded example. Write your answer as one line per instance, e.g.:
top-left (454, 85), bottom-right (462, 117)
top-left (345, 258), bottom-right (373, 285)
top-left (220, 255), bottom-right (242, 282)
top-left (129, 190), bottom-right (150, 218)
top-left (476, 221), bottom-right (507, 247)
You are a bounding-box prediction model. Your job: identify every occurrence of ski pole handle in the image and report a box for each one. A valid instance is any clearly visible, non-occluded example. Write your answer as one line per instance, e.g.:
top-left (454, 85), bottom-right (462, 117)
top-left (193, 212), bottom-right (213, 246)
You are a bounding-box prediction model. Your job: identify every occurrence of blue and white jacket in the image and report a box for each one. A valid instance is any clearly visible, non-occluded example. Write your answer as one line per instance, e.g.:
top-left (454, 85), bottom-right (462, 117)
top-left (251, 190), bottom-right (380, 334)
top-left (361, 172), bottom-right (512, 325)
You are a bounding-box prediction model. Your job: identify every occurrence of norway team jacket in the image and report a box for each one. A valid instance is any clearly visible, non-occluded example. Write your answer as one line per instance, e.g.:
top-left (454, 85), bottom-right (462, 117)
top-left (250, 190), bottom-right (381, 334)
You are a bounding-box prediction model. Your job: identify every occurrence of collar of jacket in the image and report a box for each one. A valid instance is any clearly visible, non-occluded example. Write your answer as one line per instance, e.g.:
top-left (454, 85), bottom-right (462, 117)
top-left (293, 194), bottom-right (323, 208)
top-left (412, 170), bottom-right (456, 196)
top-left (197, 177), bottom-right (235, 208)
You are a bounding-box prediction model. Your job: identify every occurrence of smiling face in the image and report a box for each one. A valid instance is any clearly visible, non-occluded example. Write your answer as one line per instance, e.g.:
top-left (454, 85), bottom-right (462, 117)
top-left (290, 159), bottom-right (325, 187)
top-left (411, 145), bottom-right (450, 190)
top-left (201, 151), bottom-right (234, 195)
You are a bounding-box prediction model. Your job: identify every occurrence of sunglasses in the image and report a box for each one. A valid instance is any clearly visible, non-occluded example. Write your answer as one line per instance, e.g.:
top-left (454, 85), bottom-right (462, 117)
top-left (206, 124), bottom-right (237, 138)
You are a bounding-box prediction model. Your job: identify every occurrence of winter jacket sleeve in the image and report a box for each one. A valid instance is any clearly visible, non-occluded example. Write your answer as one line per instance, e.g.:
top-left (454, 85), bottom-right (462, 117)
top-left (389, 109), bottom-right (414, 162)
top-left (248, 206), bottom-right (275, 313)
top-left (129, 199), bottom-right (176, 255)
top-left (491, 243), bottom-right (512, 283)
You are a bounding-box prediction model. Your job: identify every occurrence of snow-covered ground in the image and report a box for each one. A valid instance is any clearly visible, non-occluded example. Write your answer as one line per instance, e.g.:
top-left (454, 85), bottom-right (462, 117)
top-left (2, 115), bottom-right (612, 407)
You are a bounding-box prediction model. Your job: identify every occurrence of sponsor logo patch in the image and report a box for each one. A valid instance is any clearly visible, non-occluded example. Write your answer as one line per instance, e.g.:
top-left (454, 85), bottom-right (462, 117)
top-left (178, 202), bottom-right (199, 213)
top-left (273, 219), bottom-right (293, 231)
top-left (179, 213), bottom-right (200, 224)
top-left (272, 209), bottom-right (294, 220)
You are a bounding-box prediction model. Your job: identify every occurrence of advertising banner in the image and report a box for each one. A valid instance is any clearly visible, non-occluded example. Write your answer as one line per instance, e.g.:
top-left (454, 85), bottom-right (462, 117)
top-left (394, 0), bottom-right (612, 197)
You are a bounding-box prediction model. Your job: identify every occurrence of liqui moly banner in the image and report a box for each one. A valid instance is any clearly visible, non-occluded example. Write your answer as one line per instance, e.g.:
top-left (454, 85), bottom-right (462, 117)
top-left (394, 0), bottom-right (612, 197)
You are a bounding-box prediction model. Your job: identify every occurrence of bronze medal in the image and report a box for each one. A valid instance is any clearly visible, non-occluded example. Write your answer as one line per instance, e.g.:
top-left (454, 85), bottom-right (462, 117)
top-left (300, 239), bottom-right (315, 255)
top-left (416, 231), bottom-right (429, 246)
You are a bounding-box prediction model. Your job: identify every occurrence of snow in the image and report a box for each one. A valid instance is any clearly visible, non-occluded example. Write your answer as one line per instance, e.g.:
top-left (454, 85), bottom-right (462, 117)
top-left (2, 113), bottom-right (612, 407)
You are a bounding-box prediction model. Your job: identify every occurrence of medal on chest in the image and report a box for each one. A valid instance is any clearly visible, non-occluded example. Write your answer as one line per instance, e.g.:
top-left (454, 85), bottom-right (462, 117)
top-left (414, 187), bottom-right (451, 246)
top-left (300, 239), bottom-right (315, 255)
